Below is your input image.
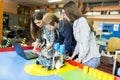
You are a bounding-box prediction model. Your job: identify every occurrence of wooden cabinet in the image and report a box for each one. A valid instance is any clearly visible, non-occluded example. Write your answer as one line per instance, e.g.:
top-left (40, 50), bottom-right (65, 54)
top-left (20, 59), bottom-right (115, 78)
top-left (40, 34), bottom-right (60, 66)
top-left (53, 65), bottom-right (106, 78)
top-left (0, 0), bottom-right (3, 43)
top-left (17, 5), bottom-right (30, 27)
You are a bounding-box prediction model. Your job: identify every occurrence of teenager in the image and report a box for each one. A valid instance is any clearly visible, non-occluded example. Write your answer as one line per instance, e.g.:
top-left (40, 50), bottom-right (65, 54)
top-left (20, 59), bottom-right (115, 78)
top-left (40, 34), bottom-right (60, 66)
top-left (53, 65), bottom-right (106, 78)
top-left (63, 1), bottom-right (101, 68)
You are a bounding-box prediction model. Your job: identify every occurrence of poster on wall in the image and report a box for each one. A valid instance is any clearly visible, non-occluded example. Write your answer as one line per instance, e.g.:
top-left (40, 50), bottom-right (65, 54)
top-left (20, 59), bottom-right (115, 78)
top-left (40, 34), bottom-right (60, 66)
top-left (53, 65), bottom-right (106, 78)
top-left (113, 24), bottom-right (119, 31)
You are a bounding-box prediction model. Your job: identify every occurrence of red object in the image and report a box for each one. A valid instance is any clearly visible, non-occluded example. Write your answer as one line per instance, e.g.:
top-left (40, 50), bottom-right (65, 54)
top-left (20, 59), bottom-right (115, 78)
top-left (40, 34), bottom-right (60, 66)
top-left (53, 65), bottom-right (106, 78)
top-left (0, 46), bottom-right (34, 52)
top-left (115, 76), bottom-right (120, 80)
top-left (68, 60), bottom-right (120, 80)
top-left (68, 60), bottom-right (84, 69)
top-left (36, 48), bottom-right (41, 52)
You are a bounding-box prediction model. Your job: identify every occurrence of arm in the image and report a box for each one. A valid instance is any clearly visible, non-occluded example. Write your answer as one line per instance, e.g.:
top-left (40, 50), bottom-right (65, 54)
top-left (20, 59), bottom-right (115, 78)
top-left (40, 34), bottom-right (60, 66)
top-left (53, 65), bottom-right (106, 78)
top-left (64, 26), bottom-right (74, 45)
top-left (57, 31), bottom-right (64, 44)
top-left (57, 20), bottom-right (65, 44)
top-left (46, 42), bottom-right (54, 50)
top-left (70, 43), bottom-right (79, 59)
top-left (32, 38), bottom-right (41, 54)
top-left (45, 30), bottom-right (55, 50)
top-left (69, 52), bottom-right (77, 60)
top-left (78, 17), bottom-right (90, 60)
top-left (64, 26), bottom-right (76, 50)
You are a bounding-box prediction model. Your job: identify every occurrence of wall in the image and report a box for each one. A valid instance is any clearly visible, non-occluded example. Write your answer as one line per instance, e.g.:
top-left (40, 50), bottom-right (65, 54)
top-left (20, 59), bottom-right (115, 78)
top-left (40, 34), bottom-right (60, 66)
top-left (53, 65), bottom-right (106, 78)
top-left (4, 1), bottom-right (17, 14)
top-left (87, 15), bottom-right (120, 36)
top-left (0, 0), bottom-right (3, 44)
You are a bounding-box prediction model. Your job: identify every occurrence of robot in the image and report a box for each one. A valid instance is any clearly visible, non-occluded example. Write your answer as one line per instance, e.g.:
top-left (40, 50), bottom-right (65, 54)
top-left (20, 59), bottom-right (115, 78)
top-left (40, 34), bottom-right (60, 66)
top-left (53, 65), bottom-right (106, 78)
top-left (36, 48), bottom-right (64, 70)
top-left (36, 43), bottom-right (67, 70)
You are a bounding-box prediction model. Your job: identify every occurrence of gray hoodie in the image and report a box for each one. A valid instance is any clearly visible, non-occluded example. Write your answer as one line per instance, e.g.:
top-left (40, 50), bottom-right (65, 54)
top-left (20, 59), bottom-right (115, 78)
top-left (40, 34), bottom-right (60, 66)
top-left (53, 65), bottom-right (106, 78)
top-left (73, 17), bottom-right (101, 63)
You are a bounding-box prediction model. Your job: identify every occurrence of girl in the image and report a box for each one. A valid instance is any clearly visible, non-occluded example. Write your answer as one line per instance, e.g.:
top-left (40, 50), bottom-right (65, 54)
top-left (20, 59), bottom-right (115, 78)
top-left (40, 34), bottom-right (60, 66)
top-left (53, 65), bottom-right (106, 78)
top-left (59, 18), bottom-right (76, 56)
top-left (30, 12), bottom-right (57, 53)
top-left (30, 12), bottom-right (44, 53)
top-left (63, 1), bottom-right (101, 68)
top-left (42, 13), bottom-right (59, 50)
top-left (42, 13), bottom-right (76, 56)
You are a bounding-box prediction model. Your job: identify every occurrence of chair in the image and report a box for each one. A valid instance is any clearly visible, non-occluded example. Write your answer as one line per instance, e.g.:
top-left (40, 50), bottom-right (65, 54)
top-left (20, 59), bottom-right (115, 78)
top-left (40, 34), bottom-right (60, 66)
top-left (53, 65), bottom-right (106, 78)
top-left (105, 37), bottom-right (120, 75)
top-left (106, 37), bottom-right (120, 52)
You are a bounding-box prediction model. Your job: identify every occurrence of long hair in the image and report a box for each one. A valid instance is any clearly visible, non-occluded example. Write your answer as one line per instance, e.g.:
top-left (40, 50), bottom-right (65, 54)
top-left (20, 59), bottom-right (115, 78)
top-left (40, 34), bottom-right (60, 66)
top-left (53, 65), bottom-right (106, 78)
top-left (30, 12), bottom-right (43, 40)
top-left (62, 18), bottom-right (73, 28)
top-left (63, 1), bottom-right (82, 22)
top-left (63, 1), bottom-right (94, 32)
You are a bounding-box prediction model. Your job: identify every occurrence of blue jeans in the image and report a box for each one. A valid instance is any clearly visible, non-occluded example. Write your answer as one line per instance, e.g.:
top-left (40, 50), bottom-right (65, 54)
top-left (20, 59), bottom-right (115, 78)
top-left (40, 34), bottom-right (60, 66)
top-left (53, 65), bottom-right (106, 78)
top-left (83, 57), bottom-right (100, 68)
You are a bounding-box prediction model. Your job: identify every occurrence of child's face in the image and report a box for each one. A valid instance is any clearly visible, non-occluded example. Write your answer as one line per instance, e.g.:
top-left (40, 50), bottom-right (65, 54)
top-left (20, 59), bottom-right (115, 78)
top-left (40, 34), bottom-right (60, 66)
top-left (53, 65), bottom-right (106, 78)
top-left (45, 24), bottom-right (56, 31)
top-left (45, 22), bottom-right (58, 31)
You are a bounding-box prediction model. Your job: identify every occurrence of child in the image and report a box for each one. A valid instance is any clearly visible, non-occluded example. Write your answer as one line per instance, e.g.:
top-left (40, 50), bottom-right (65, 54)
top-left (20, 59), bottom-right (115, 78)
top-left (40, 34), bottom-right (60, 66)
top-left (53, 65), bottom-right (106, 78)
top-left (43, 13), bottom-right (76, 56)
top-left (30, 12), bottom-right (57, 53)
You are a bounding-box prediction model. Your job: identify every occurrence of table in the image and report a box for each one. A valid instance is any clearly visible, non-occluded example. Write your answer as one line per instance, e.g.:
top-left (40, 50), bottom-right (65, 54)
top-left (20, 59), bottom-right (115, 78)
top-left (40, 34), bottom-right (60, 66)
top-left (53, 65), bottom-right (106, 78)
top-left (0, 47), bottom-right (119, 80)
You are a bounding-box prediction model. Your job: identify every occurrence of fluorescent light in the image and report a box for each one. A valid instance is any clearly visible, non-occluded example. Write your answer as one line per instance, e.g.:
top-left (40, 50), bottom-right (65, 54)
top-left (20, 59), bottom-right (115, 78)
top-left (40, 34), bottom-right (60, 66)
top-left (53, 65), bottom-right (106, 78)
top-left (110, 11), bottom-right (119, 15)
top-left (35, 9), bottom-right (40, 12)
top-left (86, 12), bottom-right (101, 15)
top-left (48, 0), bottom-right (62, 3)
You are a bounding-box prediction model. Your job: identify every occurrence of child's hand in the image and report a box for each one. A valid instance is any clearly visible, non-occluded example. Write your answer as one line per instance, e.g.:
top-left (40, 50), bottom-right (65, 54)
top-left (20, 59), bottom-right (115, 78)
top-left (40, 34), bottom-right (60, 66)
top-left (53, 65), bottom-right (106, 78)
top-left (32, 49), bottom-right (37, 54)
top-left (65, 56), bottom-right (72, 61)
top-left (74, 58), bottom-right (82, 63)
top-left (41, 48), bottom-right (48, 52)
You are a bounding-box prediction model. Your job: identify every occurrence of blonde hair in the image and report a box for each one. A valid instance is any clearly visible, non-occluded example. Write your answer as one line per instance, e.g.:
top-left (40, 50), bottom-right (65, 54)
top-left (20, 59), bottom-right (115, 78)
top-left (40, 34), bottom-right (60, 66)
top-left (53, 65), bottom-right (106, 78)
top-left (42, 13), bottom-right (59, 26)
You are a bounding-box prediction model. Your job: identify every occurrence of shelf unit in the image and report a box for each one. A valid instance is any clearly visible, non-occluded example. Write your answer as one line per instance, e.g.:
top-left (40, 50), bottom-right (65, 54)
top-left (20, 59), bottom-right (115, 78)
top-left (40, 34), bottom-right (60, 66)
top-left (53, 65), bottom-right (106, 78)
top-left (17, 5), bottom-right (30, 28)
top-left (86, 5), bottom-right (120, 38)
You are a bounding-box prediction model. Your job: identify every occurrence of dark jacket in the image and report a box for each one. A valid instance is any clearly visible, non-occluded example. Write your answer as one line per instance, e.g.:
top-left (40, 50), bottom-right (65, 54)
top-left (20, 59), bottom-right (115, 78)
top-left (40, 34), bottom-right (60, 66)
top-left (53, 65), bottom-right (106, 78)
top-left (58, 20), bottom-right (76, 56)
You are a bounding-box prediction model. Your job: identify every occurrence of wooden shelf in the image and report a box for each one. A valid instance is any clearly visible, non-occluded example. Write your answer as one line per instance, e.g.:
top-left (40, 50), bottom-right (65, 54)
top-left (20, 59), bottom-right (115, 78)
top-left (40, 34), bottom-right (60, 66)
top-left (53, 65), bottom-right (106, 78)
top-left (87, 15), bottom-right (120, 22)
top-left (92, 6), bottom-right (120, 11)
top-left (17, 5), bottom-right (30, 27)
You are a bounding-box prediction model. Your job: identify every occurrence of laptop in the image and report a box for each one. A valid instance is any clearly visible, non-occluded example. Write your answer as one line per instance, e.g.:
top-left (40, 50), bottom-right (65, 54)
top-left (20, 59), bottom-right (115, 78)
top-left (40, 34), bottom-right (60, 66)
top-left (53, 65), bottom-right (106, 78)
top-left (14, 43), bottom-right (38, 60)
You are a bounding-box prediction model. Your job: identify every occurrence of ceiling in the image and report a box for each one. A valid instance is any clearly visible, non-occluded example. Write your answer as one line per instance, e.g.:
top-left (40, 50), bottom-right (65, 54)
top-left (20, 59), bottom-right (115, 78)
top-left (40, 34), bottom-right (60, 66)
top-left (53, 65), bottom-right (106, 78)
top-left (5, 0), bottom-right (120, 8)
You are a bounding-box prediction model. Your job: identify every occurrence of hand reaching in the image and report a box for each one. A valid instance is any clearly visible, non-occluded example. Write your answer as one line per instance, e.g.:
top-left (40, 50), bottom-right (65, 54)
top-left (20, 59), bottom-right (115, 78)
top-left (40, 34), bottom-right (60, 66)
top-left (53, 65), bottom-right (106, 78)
top-left (74, 58), bottom-right (82, 63)
top-left (65, 56), bottom-right (73, 61)
top-left (41, 48), bottom-right (48, 52)
top-left (32, 49), bottom-right (37, 54)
